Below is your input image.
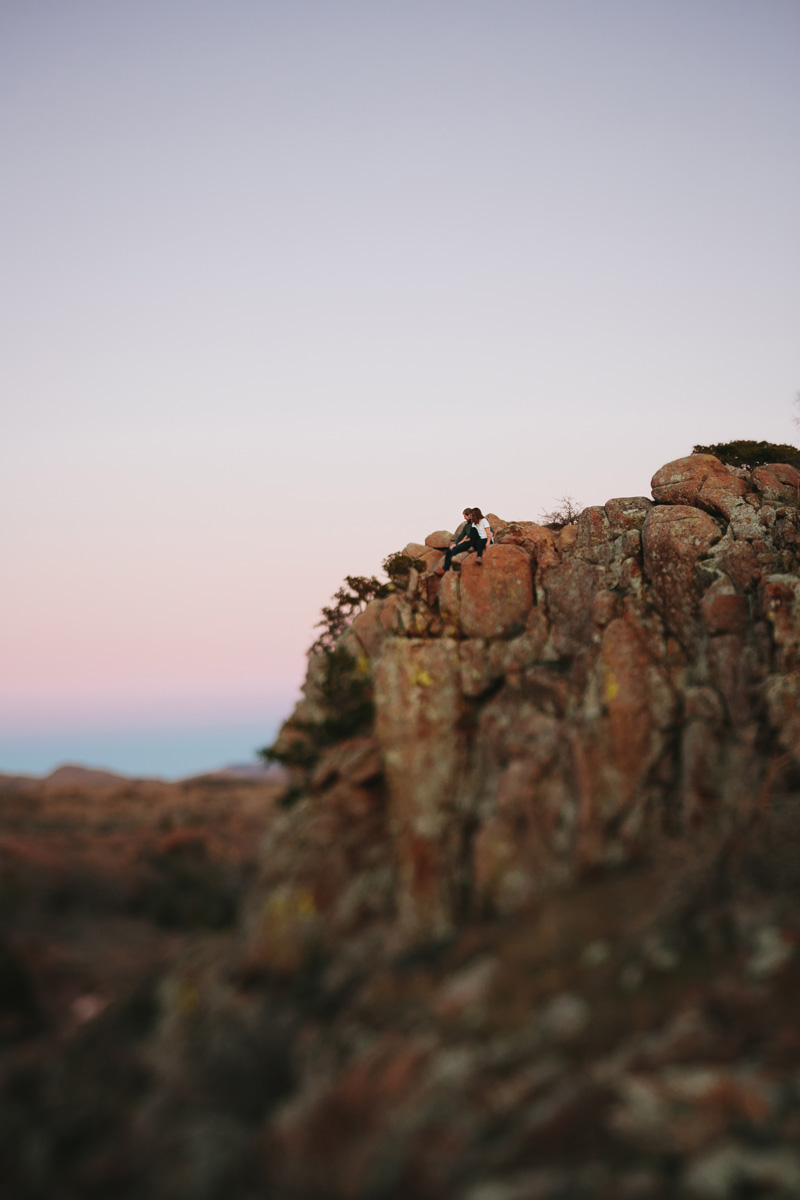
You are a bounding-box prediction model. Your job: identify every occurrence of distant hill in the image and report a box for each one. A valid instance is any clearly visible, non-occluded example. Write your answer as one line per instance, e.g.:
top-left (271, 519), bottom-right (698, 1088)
top-left (43, 763), bottom-right (129, 789)
top-left (210, 761), bottom-right (284, 779)
top-left (0, 764), bottom-right (131, 790)
top-left (0, 761), bottom-right (283, 789)
top-left (0, 771), bottom-right (35, 792)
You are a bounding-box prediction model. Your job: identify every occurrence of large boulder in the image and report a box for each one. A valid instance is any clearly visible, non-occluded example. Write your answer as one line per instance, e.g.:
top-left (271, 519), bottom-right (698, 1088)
top-left (459, 545), bottom-right (534, 639)
top-left (541, 557), bottom-right (602, 658)
top-left (495, 521), bottom-right (560, 571)
top-left (753, 463), bottom-right (800, 507)
top-left (575, 506), bottom-right (613, 565)
top-left (604, 496), bottom-right (653, 533)
top-left (651, 454), bottom-right (750, 519)
top-left (642, 505), bottom-right (723, 650)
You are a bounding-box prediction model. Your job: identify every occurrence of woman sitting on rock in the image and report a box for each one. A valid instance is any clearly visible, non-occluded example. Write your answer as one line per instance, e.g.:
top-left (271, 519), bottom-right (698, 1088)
top-left (470, 507), bottom-right (493, 559)
top-left (437, 507), bottom-right (493, 573)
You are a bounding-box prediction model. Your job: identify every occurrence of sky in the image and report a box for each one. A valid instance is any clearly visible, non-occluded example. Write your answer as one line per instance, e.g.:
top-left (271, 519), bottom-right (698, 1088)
top-left (2, 0), bottom-right (799, 777)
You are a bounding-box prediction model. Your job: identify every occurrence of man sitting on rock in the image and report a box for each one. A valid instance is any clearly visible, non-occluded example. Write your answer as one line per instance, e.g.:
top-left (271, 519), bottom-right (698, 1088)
top-left (451, 508), bottom-right (472, 546)
top-left (430, 509), bottom-right (471, 555)
top-left (436, 507), bottom-right (493, 573)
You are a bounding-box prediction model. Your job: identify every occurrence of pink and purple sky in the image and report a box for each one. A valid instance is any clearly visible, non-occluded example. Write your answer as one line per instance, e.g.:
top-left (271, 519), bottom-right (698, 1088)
top-left (2, 0), bottom-right (799, 776)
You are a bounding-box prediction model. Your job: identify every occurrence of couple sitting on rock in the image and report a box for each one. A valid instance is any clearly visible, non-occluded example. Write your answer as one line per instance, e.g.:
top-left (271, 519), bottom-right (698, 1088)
top-left (435, 507), bottom-right (493, 574)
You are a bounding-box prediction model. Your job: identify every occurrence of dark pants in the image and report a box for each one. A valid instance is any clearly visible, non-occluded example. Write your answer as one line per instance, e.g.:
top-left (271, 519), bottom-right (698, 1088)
top-left (443, 527), bottom-right (485, 570)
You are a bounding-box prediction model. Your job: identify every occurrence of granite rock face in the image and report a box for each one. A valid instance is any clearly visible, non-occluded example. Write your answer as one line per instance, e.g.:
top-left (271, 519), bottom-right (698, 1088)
top-left (459, 544), bottom-right (534, 639)
top-left (374, 639), bottom-right (466, 940)
top-left (264, 454), bottom-right (800, 946)
top-left (651, 453), bottom-right (751, 519)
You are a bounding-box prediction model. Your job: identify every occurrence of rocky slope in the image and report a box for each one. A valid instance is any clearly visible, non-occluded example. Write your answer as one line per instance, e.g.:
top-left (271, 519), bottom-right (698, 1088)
top-left (4, 452), bottom-right (800, 1200)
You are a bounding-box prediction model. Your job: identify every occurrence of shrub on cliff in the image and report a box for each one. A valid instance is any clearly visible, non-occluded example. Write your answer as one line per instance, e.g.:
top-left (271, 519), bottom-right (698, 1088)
top-left (303, 575), bottom-right (389, 745)
top-left (309, 645), bottom-right (375, 742)
top-left (309, 574), bottom-right (391, 655)
top-left (260, 644), bottom-right (375, 779)
top-left (307, 555), bottom-right (425, 658)
top-left (692, 440), bottom-right (800, 469)
top-left (382, 551), bottom-right (426, 588)
top-left (260, 560), bottom-right (417, 777)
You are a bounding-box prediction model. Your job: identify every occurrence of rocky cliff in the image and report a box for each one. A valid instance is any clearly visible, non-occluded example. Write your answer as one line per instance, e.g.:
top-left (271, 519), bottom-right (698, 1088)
top-left (132, 452), bottom-right (800, 1200)
top-left (5, 453), bottom-right (800, 1200)
top-left (262, 453), bottom-right (800, 948)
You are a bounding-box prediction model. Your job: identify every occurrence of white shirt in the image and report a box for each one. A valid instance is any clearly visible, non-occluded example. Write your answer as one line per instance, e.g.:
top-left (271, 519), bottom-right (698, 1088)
top-left (474, 517), bottom-right (491, 540)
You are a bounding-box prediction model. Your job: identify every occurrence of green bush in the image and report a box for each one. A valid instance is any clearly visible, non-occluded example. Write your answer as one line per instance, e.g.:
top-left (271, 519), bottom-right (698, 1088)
top-left (313, 644), bottom-right (375, 741)
top-left (259, 549), bottom-right (423, 773)
top-left (261, 735), bottom-right (318, 771)
top-left (693, 440), bottom-right (800, 470)
top-left (261, 646), bottom-right (375, 772)
top-left (382, 551), bottom-right (426, 587)
top-left (307, 555), bottom-right (425, 659)
top-left (309, 574), bottom-right (391, 655)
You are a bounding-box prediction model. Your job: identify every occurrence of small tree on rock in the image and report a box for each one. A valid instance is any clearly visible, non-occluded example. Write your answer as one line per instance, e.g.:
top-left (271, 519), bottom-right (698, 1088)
top-left (538, 496), bottom-right (583, 530)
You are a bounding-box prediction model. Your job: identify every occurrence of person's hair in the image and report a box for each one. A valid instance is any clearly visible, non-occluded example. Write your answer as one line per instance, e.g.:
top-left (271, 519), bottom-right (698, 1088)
top-left (471, 507), bottom-right (484, 522)
top-left (462, 508), bottom-right (471, 517)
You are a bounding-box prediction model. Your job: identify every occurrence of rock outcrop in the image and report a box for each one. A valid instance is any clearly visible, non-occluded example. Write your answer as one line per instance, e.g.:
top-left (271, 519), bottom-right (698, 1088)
top-left (9, 453), bottom-right (800, 1200)
top-left (265, 454), bottom-right (800, 946)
